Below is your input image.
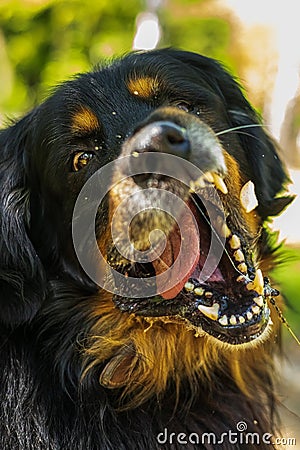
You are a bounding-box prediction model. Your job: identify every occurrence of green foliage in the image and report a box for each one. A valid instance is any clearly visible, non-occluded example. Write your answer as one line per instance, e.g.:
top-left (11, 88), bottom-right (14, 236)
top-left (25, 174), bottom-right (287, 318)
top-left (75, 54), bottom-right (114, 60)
top-left (0, 0), bottom-right (235, 116)
top-left (272, 247), bottom-right (300, 333)
top-left (163, 16), bottom-right (231, 62)
top-left (0, 0), bottom-right (141, 114)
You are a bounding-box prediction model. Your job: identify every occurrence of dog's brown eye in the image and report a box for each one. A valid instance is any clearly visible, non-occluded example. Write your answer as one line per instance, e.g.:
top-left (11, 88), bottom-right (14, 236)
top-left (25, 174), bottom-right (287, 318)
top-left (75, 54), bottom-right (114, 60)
top-left (72, 151), bottom-right (95, 171)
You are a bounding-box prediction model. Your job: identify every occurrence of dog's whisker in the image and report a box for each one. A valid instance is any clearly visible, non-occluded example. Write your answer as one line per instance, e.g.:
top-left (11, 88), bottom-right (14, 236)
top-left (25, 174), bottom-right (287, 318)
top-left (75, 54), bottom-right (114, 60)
top-left (215, 123), bottom-right (268, 136)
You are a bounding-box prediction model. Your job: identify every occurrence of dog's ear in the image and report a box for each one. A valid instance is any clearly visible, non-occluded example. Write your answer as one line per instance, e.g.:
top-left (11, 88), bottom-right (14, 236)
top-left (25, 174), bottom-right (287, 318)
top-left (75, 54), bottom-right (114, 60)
top-left (0, 111), bottom-right (46, 326)
top-left (227, 108), bottom-right (294, 219)
top-left (166, 50), bottom-right (294, 219)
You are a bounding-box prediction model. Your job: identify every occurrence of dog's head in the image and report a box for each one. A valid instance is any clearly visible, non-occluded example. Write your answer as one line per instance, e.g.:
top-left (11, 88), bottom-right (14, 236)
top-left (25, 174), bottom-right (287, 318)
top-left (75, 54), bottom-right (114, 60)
top-left (0, 49), bottom-right (292, 349)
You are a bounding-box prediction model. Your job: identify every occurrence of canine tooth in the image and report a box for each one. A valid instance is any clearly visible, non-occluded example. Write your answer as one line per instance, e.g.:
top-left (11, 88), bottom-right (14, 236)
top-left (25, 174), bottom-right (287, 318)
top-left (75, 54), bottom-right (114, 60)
top-left (229, 234), bottom-right (240, 250)
top-left (198, 303), bottom-right (219, 321)
top-left (238, 316), bottom-right (245, 324)
top-left (205, 291), bottom-right (213, 298)
top-left (230, 315), bottom-right (237, 325)
top-left (219, 315), bottom-right (228, 326)
top-left (237, 263), bottom-right (248, 273)
top-left (184, 282), bottom-right (195, 292)
top-left (252, 305), bottom-right (261, 315)
top-left (254, 296), bottom-right (264, 307)
top-left (246, 311), bottom-right (253, 321)
top-left (194, 287), bottom-right (204, 296)
top-left (212, 173), bottom-right (228, 194)
top-left (234, 249), bottom-right (245, 262)
top-left (240, 180), bottom-right (258, 213)
top-left (254, 269), bottom-right (264, 295)
top-left (246, 269), bottom-right (264, 296)
top-left (222, 223), bottom-right (231, 238)
top-left (204, 171), bottom-right (214, 183)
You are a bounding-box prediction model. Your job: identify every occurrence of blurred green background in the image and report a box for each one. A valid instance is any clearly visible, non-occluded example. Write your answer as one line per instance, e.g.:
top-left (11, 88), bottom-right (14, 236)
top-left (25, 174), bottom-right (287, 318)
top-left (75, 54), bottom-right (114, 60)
top-left (0, 0), bottom-right (299, 333)
top-left (0, 0), bottom-right (238, 115)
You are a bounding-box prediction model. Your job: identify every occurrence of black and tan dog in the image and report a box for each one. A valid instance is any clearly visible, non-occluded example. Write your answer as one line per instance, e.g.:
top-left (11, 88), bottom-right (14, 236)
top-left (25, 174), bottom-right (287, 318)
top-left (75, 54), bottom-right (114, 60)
top-left (0, 49), bottom-right (293, 449)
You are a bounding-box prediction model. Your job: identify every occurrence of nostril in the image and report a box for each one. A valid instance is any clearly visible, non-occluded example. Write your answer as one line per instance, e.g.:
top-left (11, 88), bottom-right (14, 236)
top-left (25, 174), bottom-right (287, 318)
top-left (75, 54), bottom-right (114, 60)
top-left (165, 127), bottom-right (186, 145)
top-left (160, 123), bottom-right (190, 159)
top-left (129, 121), bottom-right (191, 186)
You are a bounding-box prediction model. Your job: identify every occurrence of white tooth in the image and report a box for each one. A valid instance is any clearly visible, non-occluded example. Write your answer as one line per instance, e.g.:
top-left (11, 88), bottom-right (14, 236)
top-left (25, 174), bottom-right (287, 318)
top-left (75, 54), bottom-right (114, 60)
top-left (230, 315), bottom-right (237, 325)
top-left (194, 175), bottom-right (207, 189)
top-left (216, 216), bottom-right (231, 238)
top-left (184, 282), bottom-right (195, 292)
top-left (246, 269), bottom-right (264, 296)
top-left (222, 223), bottom-right (231, 238)
top-left (198, 303), bottom-right (219, 321)
top-left (246, 311), bottom-right (253, 321)
top-left (234, 249), bottom-right (245, 262)
top-left (132, 151), bottom-right (139, 158)
top-left (238, 316), bottom-right (245, 324)
top-left (212, 173), bottom-right (228, 194)
top-left (253, 269), bottom-right (264, 295)
top-left (204, 171), bottom-right (214, 183)
top-left (254, 296), bottom-right (264, 307)
top-left (219, 315), bottom-right (228, 326)
top-left (240, 180), bottom-right (258, 213)
top-left (229, 234), bottom-right (241, 250)
top-left (252, 305), bottom-right (260, 315)
top-left (238, 263), bottom-right (248, 273)
top-left (194, 287), bottom-right (204, 296)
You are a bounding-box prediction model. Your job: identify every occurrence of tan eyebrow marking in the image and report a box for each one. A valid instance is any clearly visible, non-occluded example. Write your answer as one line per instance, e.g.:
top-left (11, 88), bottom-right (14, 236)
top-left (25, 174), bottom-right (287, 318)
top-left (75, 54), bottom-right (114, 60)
top-left (71, 107), bottom-right (100, 134)
top-left (127, 76), bottom-right (159, 99)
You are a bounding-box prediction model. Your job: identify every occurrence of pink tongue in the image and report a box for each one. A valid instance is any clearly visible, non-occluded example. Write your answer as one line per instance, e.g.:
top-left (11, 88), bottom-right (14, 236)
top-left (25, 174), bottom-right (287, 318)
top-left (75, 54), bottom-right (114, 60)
top-left (152, 209), bottom-right (199, 299)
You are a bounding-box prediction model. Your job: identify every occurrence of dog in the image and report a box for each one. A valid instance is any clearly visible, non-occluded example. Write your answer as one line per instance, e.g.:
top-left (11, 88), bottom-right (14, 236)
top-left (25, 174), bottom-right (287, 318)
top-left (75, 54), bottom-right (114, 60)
top-left (0, 49), bottom-right (293, 449)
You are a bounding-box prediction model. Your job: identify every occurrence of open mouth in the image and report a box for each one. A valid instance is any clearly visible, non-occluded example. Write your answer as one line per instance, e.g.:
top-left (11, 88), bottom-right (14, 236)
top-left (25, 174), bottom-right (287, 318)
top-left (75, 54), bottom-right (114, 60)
top-left (112, 172), bottom-right (278, 346)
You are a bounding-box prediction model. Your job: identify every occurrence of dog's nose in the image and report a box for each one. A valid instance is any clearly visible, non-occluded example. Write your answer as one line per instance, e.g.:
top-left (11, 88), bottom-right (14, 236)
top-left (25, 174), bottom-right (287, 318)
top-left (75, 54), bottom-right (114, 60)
top-left (131, 121), bottom-right (190, 160)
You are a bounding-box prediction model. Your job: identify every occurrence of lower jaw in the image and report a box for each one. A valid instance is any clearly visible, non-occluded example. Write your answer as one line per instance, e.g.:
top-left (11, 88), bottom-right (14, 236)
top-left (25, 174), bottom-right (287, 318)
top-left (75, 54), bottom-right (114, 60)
top-left (111, 234), bottom-right (278, 346)
top-left (141, 313), bottom-right (273, 347)
top-left (113, 288), bottom-right (273, 346)
top-left (182, 307), bottom-right (272, 346)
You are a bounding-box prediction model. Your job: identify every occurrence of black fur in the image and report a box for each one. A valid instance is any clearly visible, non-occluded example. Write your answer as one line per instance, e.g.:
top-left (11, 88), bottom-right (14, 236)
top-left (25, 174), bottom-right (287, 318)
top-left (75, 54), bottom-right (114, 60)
top-left (0, 49), bottom-right (292, 449)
